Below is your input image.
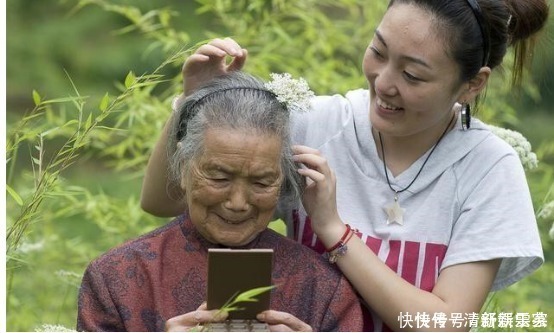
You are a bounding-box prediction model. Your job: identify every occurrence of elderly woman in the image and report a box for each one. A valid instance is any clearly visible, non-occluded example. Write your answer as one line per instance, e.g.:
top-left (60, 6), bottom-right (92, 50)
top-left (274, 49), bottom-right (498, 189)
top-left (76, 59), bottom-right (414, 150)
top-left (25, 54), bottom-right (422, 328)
top-left (77, 72), bottom-right (363, 332)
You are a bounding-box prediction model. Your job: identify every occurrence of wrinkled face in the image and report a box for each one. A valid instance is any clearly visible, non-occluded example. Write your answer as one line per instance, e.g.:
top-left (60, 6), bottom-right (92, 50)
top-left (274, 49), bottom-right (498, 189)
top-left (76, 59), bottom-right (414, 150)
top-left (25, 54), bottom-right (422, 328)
top-left (363, 3), bottom-right (466, 138)
top-left (183, 128), bottom-right (283, 247)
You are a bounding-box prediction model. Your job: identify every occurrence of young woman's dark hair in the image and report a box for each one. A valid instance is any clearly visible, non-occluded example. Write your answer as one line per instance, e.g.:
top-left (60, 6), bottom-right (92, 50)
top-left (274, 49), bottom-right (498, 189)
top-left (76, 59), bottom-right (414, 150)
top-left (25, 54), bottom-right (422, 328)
top-left (389, 0), bottom-right (549, 84)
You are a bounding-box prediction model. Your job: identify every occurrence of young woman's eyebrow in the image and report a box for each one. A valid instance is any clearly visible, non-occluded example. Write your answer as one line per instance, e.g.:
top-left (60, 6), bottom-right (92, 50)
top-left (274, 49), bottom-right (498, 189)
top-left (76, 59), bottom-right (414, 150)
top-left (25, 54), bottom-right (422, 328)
top-left (375, 29), bottom-right (432, 69)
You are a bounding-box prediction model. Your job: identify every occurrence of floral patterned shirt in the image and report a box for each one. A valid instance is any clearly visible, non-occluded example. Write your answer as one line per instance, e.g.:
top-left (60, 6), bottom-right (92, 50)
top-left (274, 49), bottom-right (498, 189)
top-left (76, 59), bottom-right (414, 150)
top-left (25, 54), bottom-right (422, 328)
top-left (77, 215), bottom-right (364, 332)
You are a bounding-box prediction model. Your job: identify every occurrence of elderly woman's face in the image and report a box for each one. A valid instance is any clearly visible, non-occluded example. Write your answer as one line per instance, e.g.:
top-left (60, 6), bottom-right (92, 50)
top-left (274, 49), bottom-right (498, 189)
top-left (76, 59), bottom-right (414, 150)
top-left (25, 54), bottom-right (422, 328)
top-left (183, 128), bottom-right (284, 247)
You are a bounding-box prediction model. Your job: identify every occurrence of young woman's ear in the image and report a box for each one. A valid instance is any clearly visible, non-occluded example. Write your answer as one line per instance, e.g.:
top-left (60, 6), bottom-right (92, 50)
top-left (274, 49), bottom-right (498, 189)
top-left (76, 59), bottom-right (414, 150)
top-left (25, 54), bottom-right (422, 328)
top-left (464, 67), bottom-right (491, 101)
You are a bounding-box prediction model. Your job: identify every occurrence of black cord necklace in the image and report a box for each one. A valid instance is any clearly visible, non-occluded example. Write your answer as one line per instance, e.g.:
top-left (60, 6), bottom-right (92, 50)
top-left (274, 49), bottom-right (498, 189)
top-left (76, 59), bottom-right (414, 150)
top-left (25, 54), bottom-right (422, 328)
top-left (379, 113), bottom-right (456, 225)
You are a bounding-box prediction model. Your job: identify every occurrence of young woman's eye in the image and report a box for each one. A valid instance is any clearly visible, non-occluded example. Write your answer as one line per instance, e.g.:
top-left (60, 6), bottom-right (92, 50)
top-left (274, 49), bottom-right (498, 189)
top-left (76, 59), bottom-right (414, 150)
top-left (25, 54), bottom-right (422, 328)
top-left (370, 46), bottom-right (383, 58)
top-left (403, 71), bottom-right (422, 82)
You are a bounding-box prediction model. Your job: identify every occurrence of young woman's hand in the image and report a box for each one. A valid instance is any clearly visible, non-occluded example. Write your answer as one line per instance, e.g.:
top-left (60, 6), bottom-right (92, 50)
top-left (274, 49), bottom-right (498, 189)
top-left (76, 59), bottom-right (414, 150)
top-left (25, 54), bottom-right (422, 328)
top-left (182, 37), bottom-right (248, 97)
top-left (257, 310), bottom-right (313, 332)
top-left (293, 145), bottom-right (342, 235)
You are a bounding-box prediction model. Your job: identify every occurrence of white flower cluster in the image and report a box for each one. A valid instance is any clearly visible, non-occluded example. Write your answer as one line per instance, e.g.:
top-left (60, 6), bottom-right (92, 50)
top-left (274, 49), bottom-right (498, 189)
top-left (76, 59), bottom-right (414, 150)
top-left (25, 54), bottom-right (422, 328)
top-left (537, 200), bottom-right (554, 240)
top-left (35, 324), bottom-right (76, 332)
top-left (265, 73), bottom-right (315, 112)
top-left (17, 240), bottom-right (45, 254)
top-left (488, 125), bottom-right (538, 171)
top-left (538, 200), bottom-right (554, 220)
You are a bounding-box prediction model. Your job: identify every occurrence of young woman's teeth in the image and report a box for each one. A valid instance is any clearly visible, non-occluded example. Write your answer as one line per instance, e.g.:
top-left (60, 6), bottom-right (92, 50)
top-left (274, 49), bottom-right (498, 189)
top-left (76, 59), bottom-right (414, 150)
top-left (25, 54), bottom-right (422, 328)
top-left (378, 100), bottom-right (401, 110)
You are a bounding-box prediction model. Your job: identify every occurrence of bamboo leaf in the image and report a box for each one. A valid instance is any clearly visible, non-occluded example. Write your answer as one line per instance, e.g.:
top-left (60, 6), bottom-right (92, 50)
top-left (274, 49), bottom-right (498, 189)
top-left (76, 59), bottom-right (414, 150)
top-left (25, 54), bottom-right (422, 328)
top-left (32, 90), bottom-right (41, 106)
top-left (20, 112), bottom-right (44, 122)
top-left (84, 113), bottom-right (93, 130)
top-left (99, 92), bottom-right (110, 112)
top-left (221, 306), bottom-right (244, 312)
top-left (232, 285), bottom-right (276, 303)
top-left (41, 127), bottom-right (61, 137)
top-left (6, 185), bottom-right (24, 206)
top-left (125, 71), bottom-right (136, 88)
top-left (42, 96), bottom-right (87, 104)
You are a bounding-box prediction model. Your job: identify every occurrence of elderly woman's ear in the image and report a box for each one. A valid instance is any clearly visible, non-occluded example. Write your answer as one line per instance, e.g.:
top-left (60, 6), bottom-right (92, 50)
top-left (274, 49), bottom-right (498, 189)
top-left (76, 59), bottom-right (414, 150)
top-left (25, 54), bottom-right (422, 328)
top-left (180, 175), bottom-right (187, 194)
top-left (176, 141), bottom-right (188, 193)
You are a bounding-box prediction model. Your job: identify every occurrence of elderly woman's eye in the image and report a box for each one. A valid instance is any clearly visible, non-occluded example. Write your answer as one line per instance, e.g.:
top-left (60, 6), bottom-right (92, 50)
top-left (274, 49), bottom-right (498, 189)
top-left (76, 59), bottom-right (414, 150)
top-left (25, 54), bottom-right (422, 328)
top-left (210, 177), bottom-right (228, 182)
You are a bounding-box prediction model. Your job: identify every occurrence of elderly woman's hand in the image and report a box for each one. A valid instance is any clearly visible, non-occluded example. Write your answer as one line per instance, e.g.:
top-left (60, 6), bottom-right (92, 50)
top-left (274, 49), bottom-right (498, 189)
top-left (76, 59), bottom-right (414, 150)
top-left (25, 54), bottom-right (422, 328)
top-left (165, 302), bottom-right (228, 332)
top-left (257, 310), bottom-right (313, 332)
top-left (181, 37), bottom-right (248, 98)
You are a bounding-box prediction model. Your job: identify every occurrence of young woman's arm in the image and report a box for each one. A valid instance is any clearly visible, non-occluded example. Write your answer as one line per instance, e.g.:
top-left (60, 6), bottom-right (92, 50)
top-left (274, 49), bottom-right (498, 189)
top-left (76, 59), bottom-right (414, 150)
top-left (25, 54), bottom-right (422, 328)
top-left (140, 113), bottom-right (187, 217)
top-left (338, 235), bottom-right (499, 332)
top-left (293, 144), bottom-right (501, 332)
top-left (140, 38), bottom-right (248, 217)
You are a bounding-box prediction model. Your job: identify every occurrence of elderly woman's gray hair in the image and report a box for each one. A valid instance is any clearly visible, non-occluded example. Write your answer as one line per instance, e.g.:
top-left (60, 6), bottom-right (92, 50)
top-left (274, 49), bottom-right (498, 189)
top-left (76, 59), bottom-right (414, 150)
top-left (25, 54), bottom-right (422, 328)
top-left (168, 71), bottom-right (303, 204)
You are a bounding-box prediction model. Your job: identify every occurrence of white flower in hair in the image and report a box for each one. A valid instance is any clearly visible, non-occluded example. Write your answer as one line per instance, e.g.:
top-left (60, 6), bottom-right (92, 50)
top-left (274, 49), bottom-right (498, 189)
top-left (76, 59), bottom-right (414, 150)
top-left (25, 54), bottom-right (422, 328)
top-left (488, 124), bottom-right (538, 171)
top-left (265, 73), bottom-right (315, 112)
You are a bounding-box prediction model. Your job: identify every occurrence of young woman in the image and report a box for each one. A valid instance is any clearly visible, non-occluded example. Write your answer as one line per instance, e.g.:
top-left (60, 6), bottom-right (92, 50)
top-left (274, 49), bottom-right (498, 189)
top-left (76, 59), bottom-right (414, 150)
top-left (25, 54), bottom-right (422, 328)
top-left (140, 0), bottom-right (549, 331)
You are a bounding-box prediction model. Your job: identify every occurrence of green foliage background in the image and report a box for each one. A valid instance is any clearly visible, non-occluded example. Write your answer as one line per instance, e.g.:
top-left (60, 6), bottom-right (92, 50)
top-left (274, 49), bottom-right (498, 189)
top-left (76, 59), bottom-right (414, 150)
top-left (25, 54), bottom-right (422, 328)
top-left (6, 0), bottom-right (554, 331)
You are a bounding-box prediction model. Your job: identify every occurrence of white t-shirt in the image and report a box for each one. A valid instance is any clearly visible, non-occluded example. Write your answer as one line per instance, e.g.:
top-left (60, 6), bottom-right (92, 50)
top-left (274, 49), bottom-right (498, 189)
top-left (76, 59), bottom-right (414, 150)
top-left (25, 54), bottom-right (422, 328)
top-left (279, 89), bottom-right (543, 323)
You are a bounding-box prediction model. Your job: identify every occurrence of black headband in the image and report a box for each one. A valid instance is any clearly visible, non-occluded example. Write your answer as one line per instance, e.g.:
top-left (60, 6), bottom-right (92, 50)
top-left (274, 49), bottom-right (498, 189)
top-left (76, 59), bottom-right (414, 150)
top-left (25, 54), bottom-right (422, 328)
top-left (176, 86), bottom-right (278, 141)
top-left (465, 0), bottom-right (491, 66)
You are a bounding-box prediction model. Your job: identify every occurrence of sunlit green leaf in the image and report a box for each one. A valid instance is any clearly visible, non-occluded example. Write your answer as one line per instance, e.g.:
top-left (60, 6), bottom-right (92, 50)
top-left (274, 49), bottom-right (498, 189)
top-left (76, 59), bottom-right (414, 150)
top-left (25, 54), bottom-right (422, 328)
top-left (232, 285), bottom-right (276, 303)
top-left (84, 113), bottom-right (92, 130)
top-left (42, 96), bottom-right (87, 104)
top-left (32, 90), bottom-right (41, 106)
top-left (41, 127), bottom-right (61, 137)
top-left (221, 306), bottom-right (244, 312)
top-left (6, 185), bottom-right (24, 206)
top-left (125, 71), bottom-right (136, 88)
top-left (99, 93), bottom-right (110, 112)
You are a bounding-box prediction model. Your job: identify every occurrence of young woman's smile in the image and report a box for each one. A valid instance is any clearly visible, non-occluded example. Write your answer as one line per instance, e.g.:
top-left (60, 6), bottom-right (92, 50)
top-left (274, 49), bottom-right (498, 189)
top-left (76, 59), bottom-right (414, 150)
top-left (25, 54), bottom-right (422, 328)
top-left (363, 4), bottom-right (465, 139)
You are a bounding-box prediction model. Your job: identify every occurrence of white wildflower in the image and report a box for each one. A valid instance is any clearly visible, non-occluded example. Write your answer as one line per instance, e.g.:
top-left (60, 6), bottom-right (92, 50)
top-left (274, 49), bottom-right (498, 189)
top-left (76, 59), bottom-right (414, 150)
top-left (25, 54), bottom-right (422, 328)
top-left (55, 269), bottom-right (81, 279)
top-left (537, 201), bottom-right (554, 220)
top-left (56, 270), bottom-right (83, 287)
top-left (537, 201), bottom-right (554, 240)
top-left (488, 125), bottom-right (538, 171)
top-left (17, 240), bottom-right (45, 254)
top-left (265, 73), bottom-right (315, 112)
top-left (35, 324), bottom-right (76, 332)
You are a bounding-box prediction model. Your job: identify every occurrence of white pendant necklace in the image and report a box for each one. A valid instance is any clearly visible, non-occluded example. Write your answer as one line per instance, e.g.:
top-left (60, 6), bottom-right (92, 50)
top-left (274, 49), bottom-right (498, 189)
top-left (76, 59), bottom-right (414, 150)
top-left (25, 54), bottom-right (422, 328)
top-left (379, 114), bottom-right (455, 226)
top-left (384, 193), bottom-right (405, 225)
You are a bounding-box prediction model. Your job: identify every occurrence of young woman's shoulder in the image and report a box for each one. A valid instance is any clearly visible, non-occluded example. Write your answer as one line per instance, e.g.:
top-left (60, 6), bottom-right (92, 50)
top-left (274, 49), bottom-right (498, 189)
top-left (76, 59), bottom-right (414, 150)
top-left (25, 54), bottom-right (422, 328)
top-left (290, 89), bottom-right (369, 148)
top-left (459, 119), bottom-right (530, 174)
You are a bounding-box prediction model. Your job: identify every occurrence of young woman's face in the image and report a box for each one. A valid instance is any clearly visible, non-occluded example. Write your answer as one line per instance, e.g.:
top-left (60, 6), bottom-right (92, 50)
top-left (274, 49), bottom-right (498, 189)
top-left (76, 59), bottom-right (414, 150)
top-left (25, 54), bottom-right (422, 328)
top-left (183, 128), bottom-right (283, 247)
top-left (363, 3), bottom-right (466, 138)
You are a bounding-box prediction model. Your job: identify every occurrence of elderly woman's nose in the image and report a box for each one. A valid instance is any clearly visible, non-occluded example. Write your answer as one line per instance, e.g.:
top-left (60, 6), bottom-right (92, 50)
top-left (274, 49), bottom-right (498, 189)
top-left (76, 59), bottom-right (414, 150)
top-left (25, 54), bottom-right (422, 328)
top-left (224, 183), bottom-right (250, 211)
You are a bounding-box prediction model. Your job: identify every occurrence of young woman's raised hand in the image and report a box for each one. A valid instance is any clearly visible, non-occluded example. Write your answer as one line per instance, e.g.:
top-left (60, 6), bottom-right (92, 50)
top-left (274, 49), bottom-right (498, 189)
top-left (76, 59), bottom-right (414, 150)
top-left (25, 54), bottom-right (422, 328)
top-left (293, 145), bottom-right (341, 235)
top-left (182, 37), bottom-right (248, 96)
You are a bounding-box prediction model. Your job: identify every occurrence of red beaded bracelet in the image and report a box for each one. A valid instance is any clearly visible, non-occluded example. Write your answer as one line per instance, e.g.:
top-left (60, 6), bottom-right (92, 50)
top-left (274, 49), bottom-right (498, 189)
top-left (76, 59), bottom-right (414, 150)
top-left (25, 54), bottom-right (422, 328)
top-left (326, 224), bottom-right (352, 252)
top-left (329, 232), bottom-right (354, 264)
